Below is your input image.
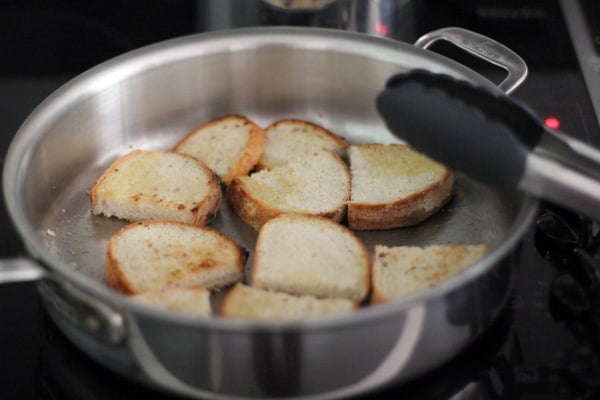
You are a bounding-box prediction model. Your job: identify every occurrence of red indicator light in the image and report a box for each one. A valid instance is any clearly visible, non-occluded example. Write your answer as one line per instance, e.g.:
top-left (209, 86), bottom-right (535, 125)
top-left (375, 21), bottom-right (389, 36)
top-left (544, 116), bottom-right (561, 130)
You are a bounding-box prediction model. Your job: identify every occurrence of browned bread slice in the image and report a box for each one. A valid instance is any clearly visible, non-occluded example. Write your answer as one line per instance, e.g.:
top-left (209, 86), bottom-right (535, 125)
top-left (90, 149), bottom-right (221, 225)
top-left (105, 220), bottom-right (246, 294)
top-left (251, 214), bottom-right (370, 302)
top-left (371, 244), bottom-right (489, 303)
top-left (347, 144), bottom-right (455, 230)
top-left (173, 115), bottom-right (267, 184)
top-left (256, 119), bottom-right (349, 170)
top-left (130, 286), bottom-right (211, 317)
top-left (227, 150), bottom-right (350, 231)
top-left (220, 283), bottom-right (356, 321)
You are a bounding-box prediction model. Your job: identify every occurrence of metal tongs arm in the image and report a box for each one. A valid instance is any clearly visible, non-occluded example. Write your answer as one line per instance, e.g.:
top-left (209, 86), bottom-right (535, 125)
top-left (376, 70), bottom-right (600, 220)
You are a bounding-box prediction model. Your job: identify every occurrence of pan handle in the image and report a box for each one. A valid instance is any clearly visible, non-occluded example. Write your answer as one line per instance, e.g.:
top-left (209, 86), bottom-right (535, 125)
top-left (39, 276), bottom-right (127, 345)
top-left (0, 257), bottom-right (127, 345)
top-left (0, 257), bottom-right (47, 283)
top-left (414, 27), bottom-right (528, 94)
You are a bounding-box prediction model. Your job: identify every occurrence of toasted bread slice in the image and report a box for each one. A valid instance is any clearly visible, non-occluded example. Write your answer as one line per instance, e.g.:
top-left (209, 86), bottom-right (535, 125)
top-left (347, 144), bottom-right (454, 230)
top-left (173, 115), bottom-right (267, 184)
top-left (90, 150), bottom-right (221, 225)
top-left (130, 287), bottom-right (211, 317)
top-left (251, 214), bottom-right (370, 302)
top-left (228, 150), bottom-right (350, 231)
top-left (256, 119), bottom-right (349, 170)
top-left (220, 283), bottom-right (356, 321)
top-left (105, 221), bottom-right (246, 294)
top-left (371, 244), bottom-right (489, 303)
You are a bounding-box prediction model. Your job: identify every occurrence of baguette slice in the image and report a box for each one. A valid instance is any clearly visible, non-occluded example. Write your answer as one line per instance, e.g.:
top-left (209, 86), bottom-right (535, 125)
top-left (256, 119), bottom-right (349, 170)
top-left (105, 221), bottom-right (246, 294)
top-left (228, 150), bottom-right (350, 231)
top-left (348, 144), bottom-right (454, 230)
top-left (251, 214), bottom-right (370, 302)
top-left (130, 287), bottom-right (211, 317)
top-left (221, 283), bottom-right (356, 321)
top-left (90, 149), bottom-right (221, 225)
top-left (371, 244), bottom-right (489, 303)
top-left (173, 115), bottom-right (267, 184)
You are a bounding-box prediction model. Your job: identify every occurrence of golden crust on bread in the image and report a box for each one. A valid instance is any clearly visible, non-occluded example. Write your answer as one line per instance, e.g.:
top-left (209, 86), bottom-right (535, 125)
top-left (347, 144), bottom-right (455, 230)
top-left (90, 150), bottom-right (222, 225)
top-left (251, 214), bottom-right (371, 302)
top-left (173, 115), bottom-right (267, 184)
top-left (105, 220), bottom-right (246, 294)
top-left (130, 286), bottom-right (212, 317)
top-left (256, 119), bottom-right (349, 170)
top-left (347, 172), bottom-right (455, 229)
top-left (227, 150), bottom-right (350, 231)
top-left (220, 283), bottom-right (357, 321)
top-left (371, 244), bottom-right (489, 303)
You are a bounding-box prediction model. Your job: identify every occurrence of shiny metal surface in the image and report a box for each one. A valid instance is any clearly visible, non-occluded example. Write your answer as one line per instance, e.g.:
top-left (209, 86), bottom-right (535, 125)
top-left (414, 27), bottom-right (528, 94)
top-left (0, 257), bottom-right (46, 283)
top-left (201, 0), bottom-right (417, 40)
top-left (522, 126), bottom-right (600, 220)
top-left (2, 27), bottom-right (537, 399)
top-left (38, 277), bottom-right (127, 345)
top-left (521, 151), bottom-right (600, 220)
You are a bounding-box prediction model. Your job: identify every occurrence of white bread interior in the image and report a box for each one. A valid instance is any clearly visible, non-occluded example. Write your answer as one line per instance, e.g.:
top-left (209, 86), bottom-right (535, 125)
top-left (371, 244), bottom-right (489, 303)
top-left (228, 150), bottom-right (350, 230)
top-left (251, 214), bottom-right (370, 302)
top-left (90, 149), bottom-right (221, 225)
top-left (220, 283), bottom-right (356, 321)
top-left (257, 119), bottom-right (348, 170)
top-left (173, 115), bottom-right (266, 184)
top-left (131, 286), bottom-right (212, 317)
top-left (348, 143), bottom-right (454, 230)
top-left (105, 220), bottom-right (246, 294)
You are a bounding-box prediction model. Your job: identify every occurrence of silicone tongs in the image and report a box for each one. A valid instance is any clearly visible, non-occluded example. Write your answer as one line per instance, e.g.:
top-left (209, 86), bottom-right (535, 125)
top-left (376, 69), bottom-right (600, 220)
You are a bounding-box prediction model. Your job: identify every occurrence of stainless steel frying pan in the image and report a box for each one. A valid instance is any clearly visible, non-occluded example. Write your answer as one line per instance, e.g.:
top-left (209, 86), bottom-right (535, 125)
top-left (0, 27), bottom-right (535, 399)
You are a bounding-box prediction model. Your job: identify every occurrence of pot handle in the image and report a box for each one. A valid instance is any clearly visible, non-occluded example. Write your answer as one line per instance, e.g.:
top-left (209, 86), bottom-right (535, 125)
top-left (414, 27), bottom-right (528, 94)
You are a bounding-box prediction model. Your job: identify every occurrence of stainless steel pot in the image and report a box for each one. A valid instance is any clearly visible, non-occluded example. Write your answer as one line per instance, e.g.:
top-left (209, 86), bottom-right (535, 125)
top-left (1, 27), bottom-right (535, 399)
top-left (201, 0), bottom-right (418, 40)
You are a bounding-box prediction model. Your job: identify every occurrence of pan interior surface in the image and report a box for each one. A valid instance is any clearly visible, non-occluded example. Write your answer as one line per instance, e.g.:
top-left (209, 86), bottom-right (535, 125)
top-left (9, 28), bottom-right (530, 309)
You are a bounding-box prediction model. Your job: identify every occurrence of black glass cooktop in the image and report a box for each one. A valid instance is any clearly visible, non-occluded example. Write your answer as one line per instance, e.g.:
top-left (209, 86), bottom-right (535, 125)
top-left (1, 1), bottom-right (599, 399)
